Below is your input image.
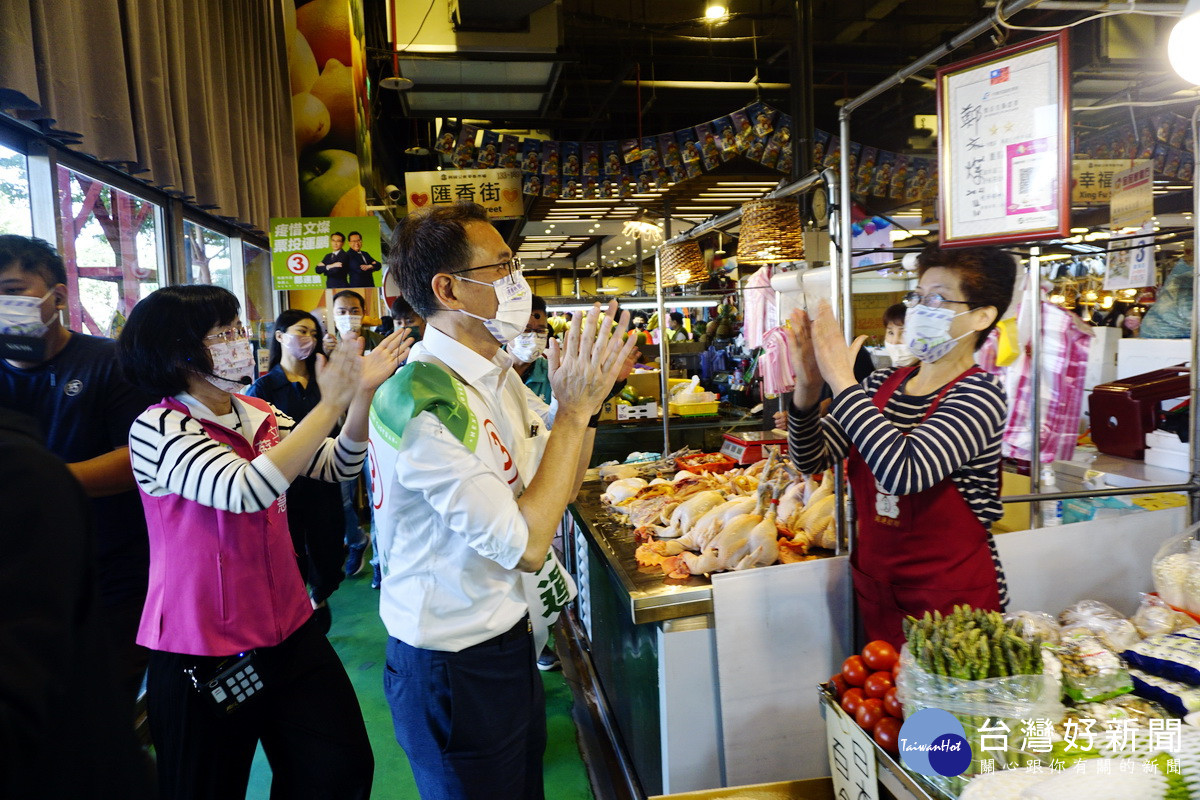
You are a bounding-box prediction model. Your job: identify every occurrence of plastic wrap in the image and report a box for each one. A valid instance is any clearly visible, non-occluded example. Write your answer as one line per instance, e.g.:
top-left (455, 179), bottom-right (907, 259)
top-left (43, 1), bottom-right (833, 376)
top-left (1123, 630), bottom-right (1200, 685)
top-left (1006, 610), bottom-right (1062, 645)
top-left (1052, 633), bottom-right (1133, 702)
top-left (1151, 524), bottom-right (1200, 613)
top-left (1134, 593), bottom-right (1186, 639)
top-left (1058, 600), bottom-right (1140, 653)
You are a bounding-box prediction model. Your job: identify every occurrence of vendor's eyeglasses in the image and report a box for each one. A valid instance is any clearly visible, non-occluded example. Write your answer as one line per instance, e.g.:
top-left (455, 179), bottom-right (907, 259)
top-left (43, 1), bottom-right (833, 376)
top-left (447, 257), bottom-right (522, 282)
top-left (902, 291), bottom-right (972, 310)
top-left (203, 325), bottom-right (247, 343)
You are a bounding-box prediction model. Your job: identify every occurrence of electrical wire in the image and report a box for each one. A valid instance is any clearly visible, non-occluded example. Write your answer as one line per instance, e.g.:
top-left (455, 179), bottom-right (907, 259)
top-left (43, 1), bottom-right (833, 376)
top-left (1073, 94), bottom-right (1200, 111)
top-left (994, 2), bottom-right (1180, 33)
top-left (396, 0), bottom-right (437, 53)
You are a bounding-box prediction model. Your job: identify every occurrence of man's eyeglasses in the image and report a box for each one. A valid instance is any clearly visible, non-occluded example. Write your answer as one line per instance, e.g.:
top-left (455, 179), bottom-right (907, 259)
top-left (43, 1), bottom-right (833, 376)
top-left (203, 326), bottom-right (247, 343)
top-left (448, 257), bottom-right (522, 282)
top-left (902, 291), bottom-right (972, 310)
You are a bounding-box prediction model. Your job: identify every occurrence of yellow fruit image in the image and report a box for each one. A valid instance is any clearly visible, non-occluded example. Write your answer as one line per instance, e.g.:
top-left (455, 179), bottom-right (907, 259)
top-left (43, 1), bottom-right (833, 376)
top-left (330, 184), bottom-right (367, 217)
top-left (310, 59), bottom-right (355, 151)
top-left (297, 0), bottom-right (352, 72)
top-left (292, 92), bottom-right (330, 152)
top-left (289, 29), bottom-right (319, 95)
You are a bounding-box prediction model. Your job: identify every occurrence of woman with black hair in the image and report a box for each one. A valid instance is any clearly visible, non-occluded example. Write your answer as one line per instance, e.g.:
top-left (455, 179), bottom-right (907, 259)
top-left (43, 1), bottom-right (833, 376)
top-left (786, 247), bottom-right (1017, 648)
top-left (245, 309), bottom-right (345, 632)
top-left (117, 285), bottom-right (410, 800)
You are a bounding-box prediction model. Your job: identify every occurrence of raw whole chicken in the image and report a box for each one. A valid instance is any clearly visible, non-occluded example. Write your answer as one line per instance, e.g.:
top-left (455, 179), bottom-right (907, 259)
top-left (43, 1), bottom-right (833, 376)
top-left (601, 477), bottom-right (648, 506)
top-left (653, 491), bottom-right (725, 539)
top-left (660, 478), bottom-right (783, 578)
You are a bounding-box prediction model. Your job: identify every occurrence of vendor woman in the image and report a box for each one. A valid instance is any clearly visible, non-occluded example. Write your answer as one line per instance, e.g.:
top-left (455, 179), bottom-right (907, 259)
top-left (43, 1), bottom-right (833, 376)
top-left (786, 246), bottom-right (1016, 647)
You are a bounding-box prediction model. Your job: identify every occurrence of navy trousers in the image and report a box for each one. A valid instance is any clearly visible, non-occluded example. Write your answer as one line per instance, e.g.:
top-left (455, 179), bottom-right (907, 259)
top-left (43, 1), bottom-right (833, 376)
top-left (384, 617), bottom-right (546, 800)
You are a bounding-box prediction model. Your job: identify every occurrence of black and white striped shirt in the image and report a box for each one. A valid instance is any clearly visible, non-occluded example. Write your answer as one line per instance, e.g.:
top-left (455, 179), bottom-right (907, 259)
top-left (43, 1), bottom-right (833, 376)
top-left (787, 367), bottom-right (1008, 526)
top-left (129, 394), bottom-right (365, 514)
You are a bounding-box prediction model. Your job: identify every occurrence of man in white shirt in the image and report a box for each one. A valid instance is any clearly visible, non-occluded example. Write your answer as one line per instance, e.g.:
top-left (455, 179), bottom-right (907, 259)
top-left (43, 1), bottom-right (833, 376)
top-left (370, 202), bottom-right (635, 800)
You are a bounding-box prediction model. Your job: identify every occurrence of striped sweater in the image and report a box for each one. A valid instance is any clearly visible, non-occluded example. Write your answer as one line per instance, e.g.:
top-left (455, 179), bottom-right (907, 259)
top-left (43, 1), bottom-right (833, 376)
top-left (787, 367), bottom-right (1008, 527)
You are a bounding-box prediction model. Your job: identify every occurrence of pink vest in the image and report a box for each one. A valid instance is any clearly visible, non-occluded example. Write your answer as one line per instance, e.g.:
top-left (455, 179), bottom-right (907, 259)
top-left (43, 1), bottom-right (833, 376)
top-left (136, 395), bottom-right (312, 656)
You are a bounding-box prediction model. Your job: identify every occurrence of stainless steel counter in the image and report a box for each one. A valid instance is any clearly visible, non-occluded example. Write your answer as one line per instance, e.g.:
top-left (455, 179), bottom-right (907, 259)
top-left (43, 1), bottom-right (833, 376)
top-left (569, 481), bottom-right (715, 624)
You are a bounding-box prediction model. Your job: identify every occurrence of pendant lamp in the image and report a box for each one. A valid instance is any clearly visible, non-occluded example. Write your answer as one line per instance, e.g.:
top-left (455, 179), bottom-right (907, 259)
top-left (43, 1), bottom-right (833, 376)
top-left (735, 198), bottom-right (805, 264)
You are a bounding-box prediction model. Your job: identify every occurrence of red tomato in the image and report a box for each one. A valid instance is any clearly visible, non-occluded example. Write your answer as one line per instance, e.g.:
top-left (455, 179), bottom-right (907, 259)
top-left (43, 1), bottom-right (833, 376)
top-left (830, 674), bottom-right (849, 699)
top-left (862, 640), bottom-right (899, 672)
top-left (842, 655), bottom-right (869, 687)
top-left (883, 687), bottom-right (903, 718)
top-left (855, 698), bottom-right (885, 731)
top-left (840, 688), bottom-right (865, 717)
top-left (863, 671), bottom-right (895, 699)
top-left (893, 660), bottom-right (902, 678)
top-left (874, 716), bottom-right (902, 754)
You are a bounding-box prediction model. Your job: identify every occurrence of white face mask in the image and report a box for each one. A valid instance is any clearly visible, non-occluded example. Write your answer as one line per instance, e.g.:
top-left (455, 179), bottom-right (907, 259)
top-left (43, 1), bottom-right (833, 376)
top-left (883, 342), bottom-right (917, 367)
top-left (280, 333), bottom-right (316, 361)
top-left (0, 289), bottom-right (55, 337)
top-left (509, 331), bottom-right (548, 362)
top-left (455, 272), bottom-right (533, 345)
top-left (904, 304), bottom-right (972, 363)
top-left (334, 314), bottom-right (362, 336)
top-left (205, 337), bottom-right (256, 393)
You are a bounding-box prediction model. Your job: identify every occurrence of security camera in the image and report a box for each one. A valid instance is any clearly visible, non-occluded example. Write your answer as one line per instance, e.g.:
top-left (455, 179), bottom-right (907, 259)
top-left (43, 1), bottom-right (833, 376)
top-left (385, 185), bottom-right (402, 203)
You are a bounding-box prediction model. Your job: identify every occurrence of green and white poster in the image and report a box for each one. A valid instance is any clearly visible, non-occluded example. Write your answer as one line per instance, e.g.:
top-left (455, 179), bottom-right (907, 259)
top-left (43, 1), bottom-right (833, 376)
top-left (269, 216), bottom-right (381, 291)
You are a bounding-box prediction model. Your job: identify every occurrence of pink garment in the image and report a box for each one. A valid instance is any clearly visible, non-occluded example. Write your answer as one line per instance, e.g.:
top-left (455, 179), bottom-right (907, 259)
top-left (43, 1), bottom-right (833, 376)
top-left (759, 326), bottom-right (796, 397)
top-left (742, 266), bottom-right (774, 349)
top-left (136, 395), bottom-right (312, 656)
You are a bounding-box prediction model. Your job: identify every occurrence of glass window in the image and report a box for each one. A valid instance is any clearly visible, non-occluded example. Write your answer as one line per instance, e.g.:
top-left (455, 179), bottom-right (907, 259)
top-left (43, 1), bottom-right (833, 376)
top-left (243, 242), bottom-right (277, 374)
top-left (183, 220), bottom-right (233, 290)
top-left (0, 143), bottom-right (33, 236)
top-left (55, 165), bottom-right (164, 337)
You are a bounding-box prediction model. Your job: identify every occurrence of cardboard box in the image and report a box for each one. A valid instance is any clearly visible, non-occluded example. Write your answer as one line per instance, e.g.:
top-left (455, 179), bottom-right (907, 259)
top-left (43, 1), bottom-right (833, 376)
top-left (649, 778), bottom-right (834, 800)
top-left (625, 369), bottom-right (664, 402)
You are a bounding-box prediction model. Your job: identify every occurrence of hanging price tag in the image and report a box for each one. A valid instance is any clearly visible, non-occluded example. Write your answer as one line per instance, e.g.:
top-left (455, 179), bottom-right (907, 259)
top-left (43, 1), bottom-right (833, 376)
top-left (825, 693), bottom-right (880, 800)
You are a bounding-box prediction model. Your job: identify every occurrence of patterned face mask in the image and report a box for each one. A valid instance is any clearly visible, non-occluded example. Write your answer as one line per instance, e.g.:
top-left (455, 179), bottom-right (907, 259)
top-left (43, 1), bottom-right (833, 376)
top-left (205, 337), bottom-right (255, 393)
top-left (904, 304), bottom-right (972, 363)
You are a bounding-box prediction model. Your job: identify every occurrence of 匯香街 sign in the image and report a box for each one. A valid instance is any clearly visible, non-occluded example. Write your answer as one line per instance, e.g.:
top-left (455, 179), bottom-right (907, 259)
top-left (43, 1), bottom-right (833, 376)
top-left (403, 168), bottom-right (524, 220)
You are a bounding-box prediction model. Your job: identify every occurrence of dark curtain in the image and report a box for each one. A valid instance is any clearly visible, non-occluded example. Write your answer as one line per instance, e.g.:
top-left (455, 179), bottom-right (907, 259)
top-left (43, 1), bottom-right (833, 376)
top-left (0, 0), bottom-right (300, 232)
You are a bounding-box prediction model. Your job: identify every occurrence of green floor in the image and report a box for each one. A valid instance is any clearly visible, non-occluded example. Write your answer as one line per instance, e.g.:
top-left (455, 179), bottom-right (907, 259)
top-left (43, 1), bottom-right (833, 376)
top-left (247, 571), bottom-right (595, 799)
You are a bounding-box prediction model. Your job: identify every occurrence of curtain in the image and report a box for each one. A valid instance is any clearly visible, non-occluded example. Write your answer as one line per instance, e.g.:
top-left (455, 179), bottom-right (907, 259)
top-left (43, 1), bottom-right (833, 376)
top-left (0, 0), bottom-right (300, 232)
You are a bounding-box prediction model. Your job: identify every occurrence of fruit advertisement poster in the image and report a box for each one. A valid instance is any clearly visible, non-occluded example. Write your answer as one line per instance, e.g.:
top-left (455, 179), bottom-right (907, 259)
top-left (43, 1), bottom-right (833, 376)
top-left (404, 168), bottom-right (524, 220)
top-left (269, 217), bottom-right (380, 291)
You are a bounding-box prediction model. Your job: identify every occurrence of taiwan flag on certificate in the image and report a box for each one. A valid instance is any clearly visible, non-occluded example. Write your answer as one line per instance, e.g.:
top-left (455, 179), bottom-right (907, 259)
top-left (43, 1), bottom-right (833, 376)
top-left (990, 67), bottom-right (1009, 84)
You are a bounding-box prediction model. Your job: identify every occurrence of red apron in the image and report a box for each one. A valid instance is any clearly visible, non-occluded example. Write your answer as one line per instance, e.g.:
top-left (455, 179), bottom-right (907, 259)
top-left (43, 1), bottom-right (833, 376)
top-left (847, 365), bottom-right (1003, 649)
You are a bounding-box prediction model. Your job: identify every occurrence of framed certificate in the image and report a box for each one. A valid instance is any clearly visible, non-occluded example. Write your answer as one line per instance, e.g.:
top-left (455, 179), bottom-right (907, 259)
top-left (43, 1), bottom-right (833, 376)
top-left (937, 31), bottom-right (1070, 247)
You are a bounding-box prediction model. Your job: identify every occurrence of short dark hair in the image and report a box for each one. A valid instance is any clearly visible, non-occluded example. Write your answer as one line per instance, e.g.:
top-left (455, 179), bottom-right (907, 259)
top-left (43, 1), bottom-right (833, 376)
top-left (669, 312), bottom-right (684, 326)
top-left (0, 235), bottom-right (67, 288)
top-left (390, 296), bottom-right (415, 319)
top-left (531, 295), bottom-right (547, 314)
top-left (916, 246), bottom-right (1017, 348)
top-left (883, 303), bottom-right (907, 327)
top-left (332, 289), bottom-right (366, 309)
top-left (347, 231), bottom-right (361, 239)
top-left (331, 232), bottom-right (345, 241)
top-left (117, 285), bottom-right (240, 397)
top-left (388, 203), bottom-right (490, 318)
top-left (267, 308), bottom-right (325, 371)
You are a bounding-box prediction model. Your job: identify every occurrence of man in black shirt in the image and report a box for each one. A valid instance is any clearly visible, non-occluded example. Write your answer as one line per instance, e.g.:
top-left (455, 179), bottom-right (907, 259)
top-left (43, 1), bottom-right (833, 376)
top-left (316, 231), bottom-right (351, 289)
top-left (0, 235), bottom-right (154, 702)
top-left (346, 230), bottom-right (382, 288)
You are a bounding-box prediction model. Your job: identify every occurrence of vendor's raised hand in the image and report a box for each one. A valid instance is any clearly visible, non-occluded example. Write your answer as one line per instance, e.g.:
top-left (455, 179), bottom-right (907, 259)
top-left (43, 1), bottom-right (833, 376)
top-left (809, 300), bottom-right (866, 396)
top-left (547, 301), bottom-right (638, 422)
top-left (787, 308), bottom-right (823, 410)
top-left (359, 327), bottom-right (413, 392)
top-left (314, 334), bottom-right (364, 411)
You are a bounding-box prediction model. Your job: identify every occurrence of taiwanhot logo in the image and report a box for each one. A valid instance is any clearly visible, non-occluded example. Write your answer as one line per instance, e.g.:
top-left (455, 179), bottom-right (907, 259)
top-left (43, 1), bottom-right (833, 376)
top-left (897, 708), bottom-right (972, 777)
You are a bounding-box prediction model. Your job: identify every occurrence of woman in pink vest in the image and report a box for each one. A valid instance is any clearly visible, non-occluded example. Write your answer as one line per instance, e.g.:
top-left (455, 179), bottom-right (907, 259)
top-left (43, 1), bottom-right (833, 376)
top-left (117, 285), bottom-right (411, 800)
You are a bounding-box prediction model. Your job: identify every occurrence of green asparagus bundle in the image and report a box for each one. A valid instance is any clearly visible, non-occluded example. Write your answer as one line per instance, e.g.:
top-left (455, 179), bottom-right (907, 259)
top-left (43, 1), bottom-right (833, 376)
top-left (903, 604), bottom-right (1046, 679)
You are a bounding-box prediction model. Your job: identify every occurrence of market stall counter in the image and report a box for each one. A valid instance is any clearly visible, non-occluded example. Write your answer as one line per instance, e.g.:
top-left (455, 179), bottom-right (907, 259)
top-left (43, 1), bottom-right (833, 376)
top-left (590, 406), bottom-right (762, 467)
top-left (563, 478), bottom-right (852, 796)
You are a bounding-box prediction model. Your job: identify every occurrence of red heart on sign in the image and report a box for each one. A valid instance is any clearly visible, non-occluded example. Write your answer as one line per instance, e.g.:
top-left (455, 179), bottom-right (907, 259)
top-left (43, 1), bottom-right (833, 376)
top-left (410, 192), bottom-right (429, 207)
top-left (501, 189), bottom-right (520, 203)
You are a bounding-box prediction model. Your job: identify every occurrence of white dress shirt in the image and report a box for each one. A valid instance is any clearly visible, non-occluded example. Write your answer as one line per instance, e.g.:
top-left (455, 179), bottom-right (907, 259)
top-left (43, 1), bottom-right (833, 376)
top-left (371, 325), bottom-right (553, 651)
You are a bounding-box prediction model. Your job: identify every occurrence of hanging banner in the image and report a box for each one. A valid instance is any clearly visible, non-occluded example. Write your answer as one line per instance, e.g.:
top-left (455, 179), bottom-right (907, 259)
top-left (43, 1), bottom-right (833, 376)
top-left (404, 168), bottom-right (524, 219)
top-left (269, 216), bottom-right (381, 291)
top-left (1071, 159), bottom-right (1140, 206)
top-left (1105, 222), bottom-right (1156, 291)
top-left (937, 31), bottom-right (1070, 247)
top-left (1109, 160), bottom-right (1155, 230)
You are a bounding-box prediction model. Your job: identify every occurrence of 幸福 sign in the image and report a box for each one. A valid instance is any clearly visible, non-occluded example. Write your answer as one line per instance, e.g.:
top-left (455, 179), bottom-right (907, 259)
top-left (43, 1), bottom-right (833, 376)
top-left (937, 31), bottom-right (1070, 247)
top-left (1071, 159), bottom-right (1145, 206)
top-left (404, 168), bottom-right (524, 220)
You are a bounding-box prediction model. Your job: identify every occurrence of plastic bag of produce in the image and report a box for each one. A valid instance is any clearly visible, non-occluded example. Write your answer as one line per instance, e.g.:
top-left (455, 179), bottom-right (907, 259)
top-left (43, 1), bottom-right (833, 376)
top-left (1058, 599), bottom-right (1140, 652)
top-left (1152, 525), bottom-right (1200, 614)
top-left (1129, 667), bottom-right (1200, 717)
top-left (1133, 593), bottom-right (1184, 639)
top-left (1006, 610), bottom-right (1061, 645)
top-left (1123, 629), bottom-right (1200, 684)
top-left (1052, 633), bottom-right (1133, 702)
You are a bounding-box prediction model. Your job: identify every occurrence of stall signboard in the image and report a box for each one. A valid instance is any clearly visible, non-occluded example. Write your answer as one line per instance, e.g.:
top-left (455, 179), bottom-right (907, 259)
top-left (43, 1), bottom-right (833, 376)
top-left (825, 693), bottom-right (880, 800)
top-left (404, 168), bottom-right (523, 220)
top-left (1110, 160), bottom-right (1155, 230)
top-left (1071, 159), bottom-right (1142, 206)
top-left (1105, 222), bottom-right (1156, 291)
top-left (269, 217), bottom-right (381, 291)
top-left (937, 31), bottom-right (1070, 247)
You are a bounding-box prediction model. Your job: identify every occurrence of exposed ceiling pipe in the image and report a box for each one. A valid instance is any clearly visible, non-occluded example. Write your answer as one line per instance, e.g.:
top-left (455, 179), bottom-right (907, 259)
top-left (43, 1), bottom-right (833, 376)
top-left (612, 79), bottom-right (791, 90)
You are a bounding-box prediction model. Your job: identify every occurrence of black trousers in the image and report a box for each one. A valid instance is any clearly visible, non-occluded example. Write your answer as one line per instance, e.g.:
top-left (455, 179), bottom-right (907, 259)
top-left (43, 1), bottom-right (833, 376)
top-left (287, 478), bottom-right (346, 604)
top-left (147, 615), bottom-right (373, 800)
top-left (384, 616), bottom-right (546, 800)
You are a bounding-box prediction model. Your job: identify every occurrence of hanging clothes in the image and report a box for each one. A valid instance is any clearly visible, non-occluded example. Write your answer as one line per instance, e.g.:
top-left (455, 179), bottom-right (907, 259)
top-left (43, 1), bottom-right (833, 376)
top-left (759, 326), bottom-right (796, 397)
top-left (742, 266), bottom-right (774, 349)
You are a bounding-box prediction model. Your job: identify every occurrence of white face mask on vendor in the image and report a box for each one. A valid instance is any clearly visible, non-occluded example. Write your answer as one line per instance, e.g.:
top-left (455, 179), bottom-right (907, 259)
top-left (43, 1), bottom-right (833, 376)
top-left (508, 330), bottom-right (548, 362)
top-left (454, 272), bottom-right (533, 345)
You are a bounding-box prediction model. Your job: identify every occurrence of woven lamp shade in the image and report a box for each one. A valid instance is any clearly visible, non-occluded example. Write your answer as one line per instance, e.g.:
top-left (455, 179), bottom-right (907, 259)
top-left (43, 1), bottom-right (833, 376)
top-left (658, 240), bottom-right (707, 287)
top-left (735, 198), bottom-right (804, 263)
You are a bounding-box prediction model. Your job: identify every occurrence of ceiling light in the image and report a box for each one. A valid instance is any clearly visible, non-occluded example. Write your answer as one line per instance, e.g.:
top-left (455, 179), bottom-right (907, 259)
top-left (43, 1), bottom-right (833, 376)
top-left (705, 4), bottom-right (728, 20)
top-left (1170, 0), bottom-right (1200, 84)
top-left (596, 286), bottom-right (621, 293)
top-left (380, 76), bottom-right (415, 91)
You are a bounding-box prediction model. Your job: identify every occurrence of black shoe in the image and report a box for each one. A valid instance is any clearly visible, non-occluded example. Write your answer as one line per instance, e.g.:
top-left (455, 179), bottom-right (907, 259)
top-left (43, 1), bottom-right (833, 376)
top-left (312, 603), bottom-right (332, 635)
top-left (371, 563), bottom-right (382, 590)
top-left (344, 541), bottom-right (368, 577)
top-left (536, 645), bottom-right (561, 672)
